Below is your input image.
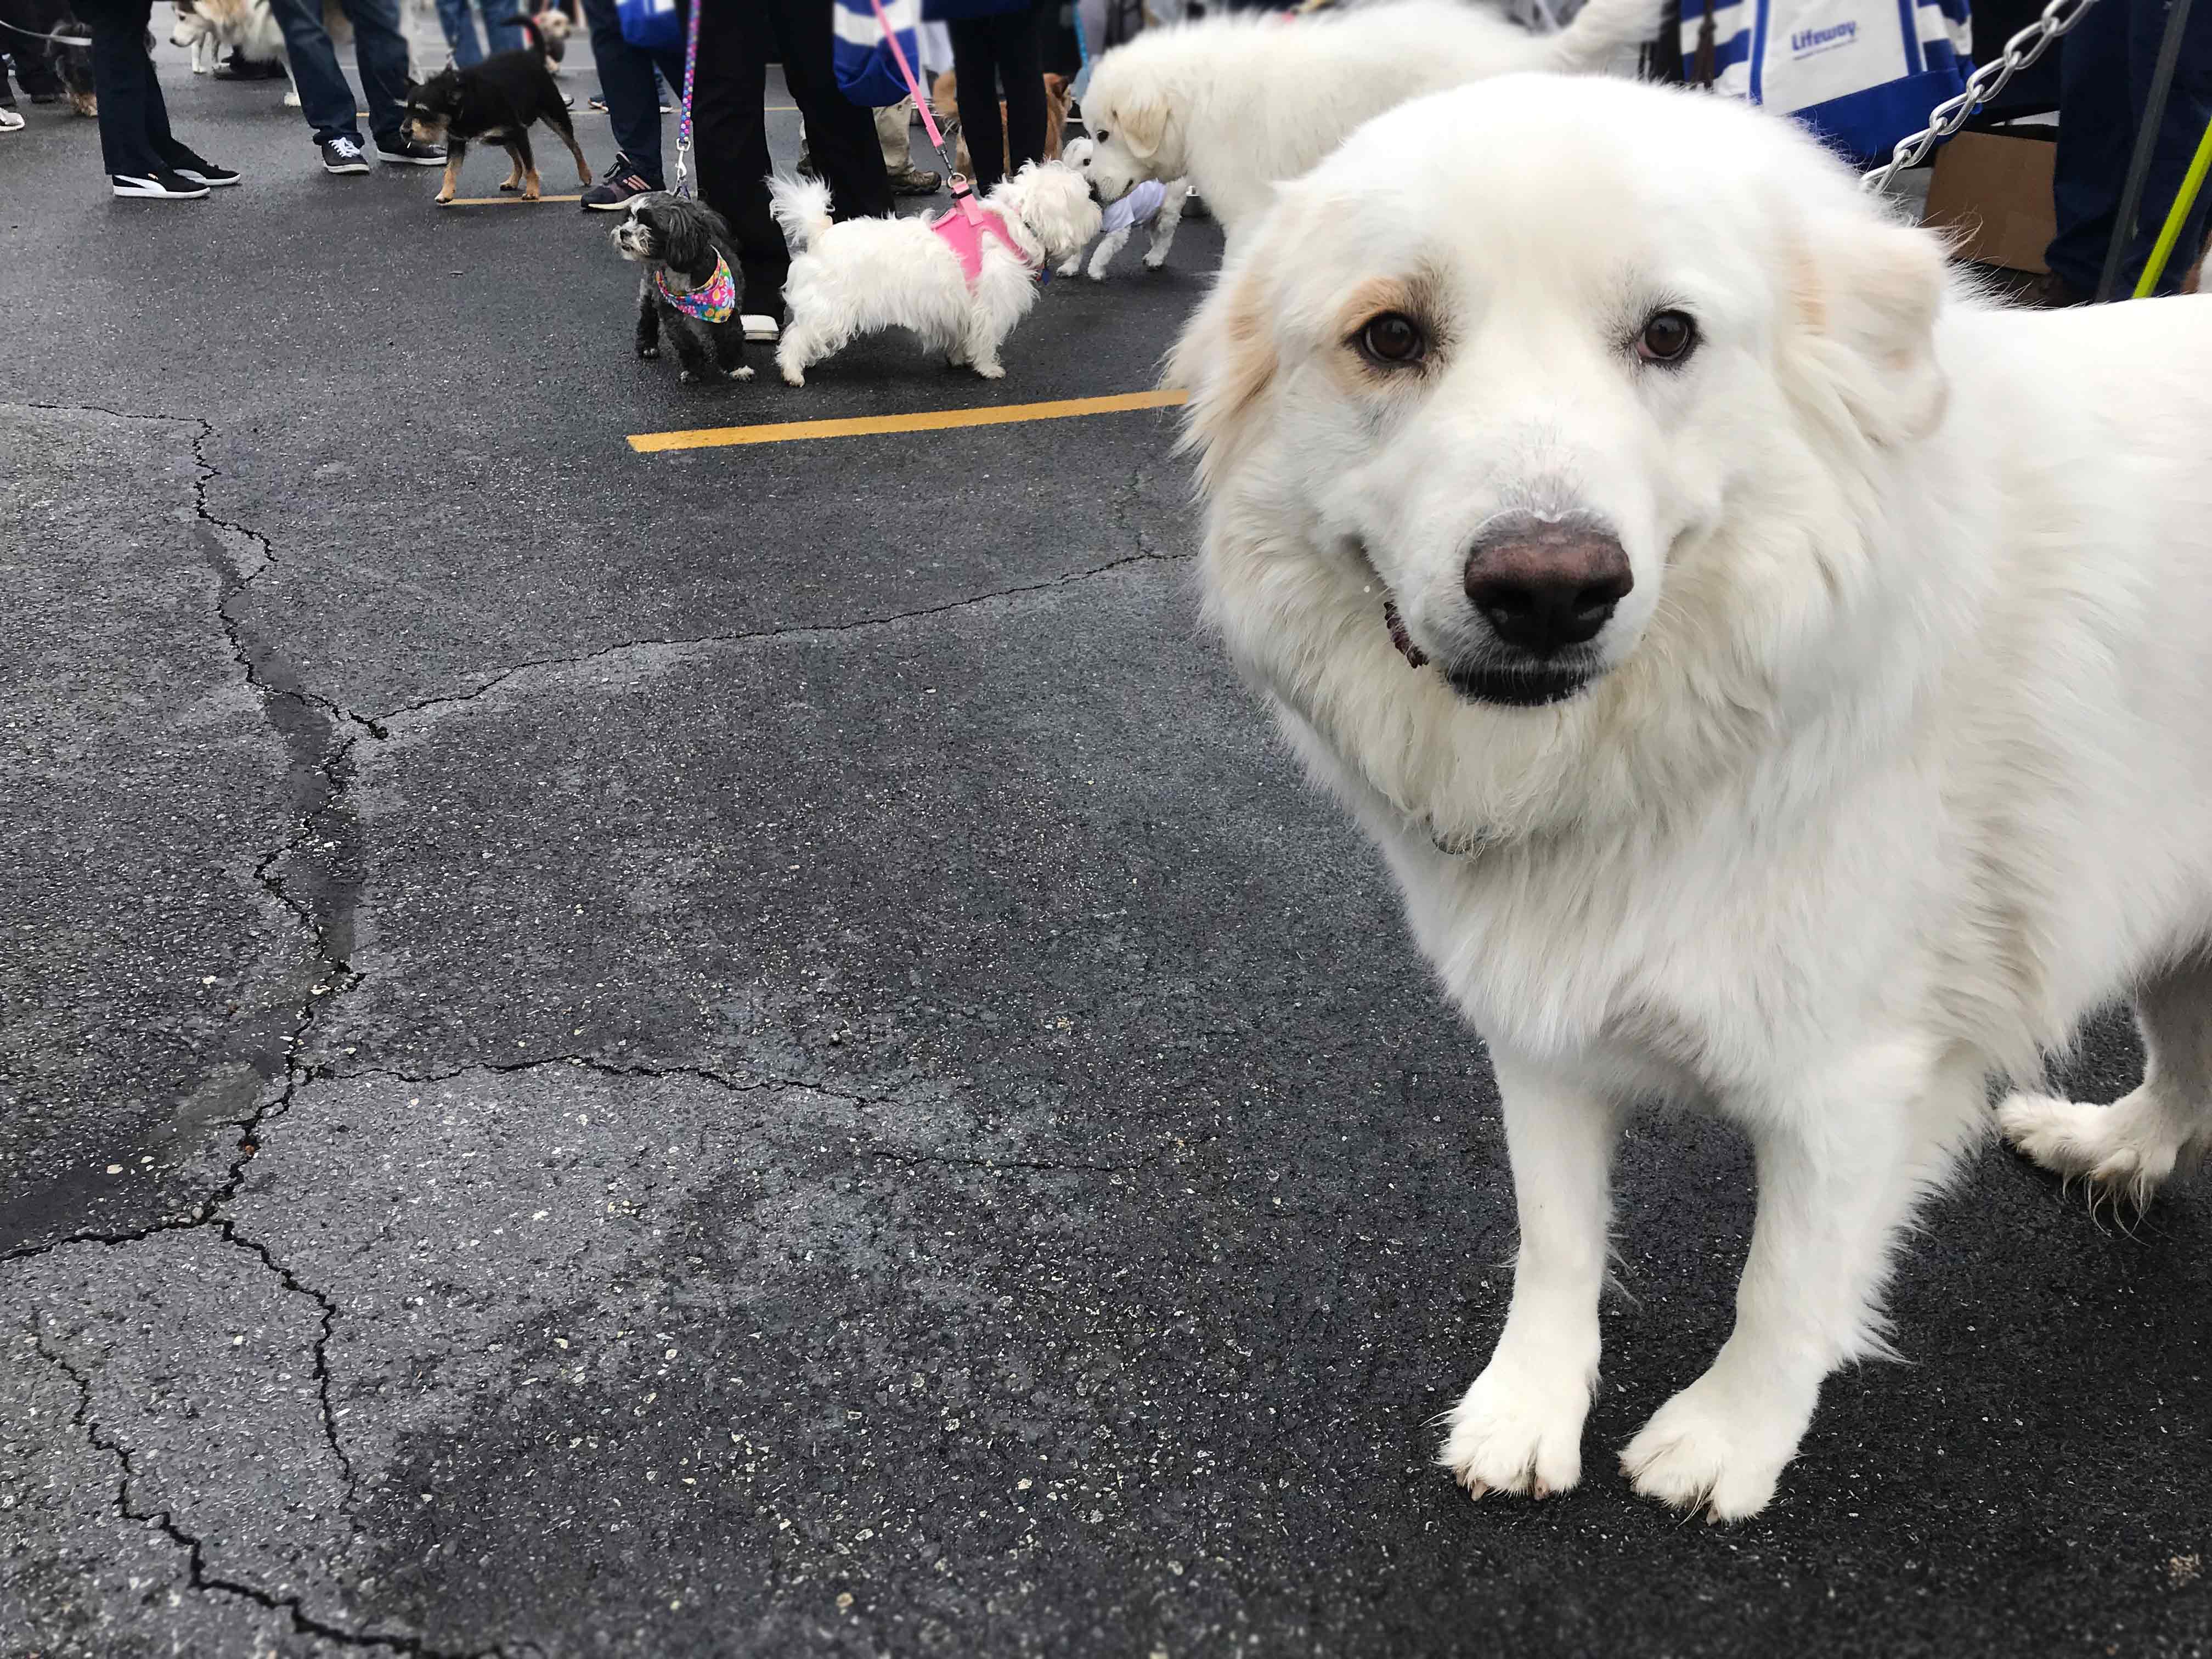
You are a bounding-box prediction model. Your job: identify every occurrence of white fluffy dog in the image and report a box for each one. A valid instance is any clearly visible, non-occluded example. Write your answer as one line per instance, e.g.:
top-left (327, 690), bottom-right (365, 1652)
top-left (1080, 0), bottom-right (1661, 237)
top-left (768, 165), bottom-right (1101, 385)
top-left (171, 0), bottom-right (348, 107)
top-left (1172, 74), bottom-right (2212, 1520)
top-left (1057, 136), bottom-right (1190, 280)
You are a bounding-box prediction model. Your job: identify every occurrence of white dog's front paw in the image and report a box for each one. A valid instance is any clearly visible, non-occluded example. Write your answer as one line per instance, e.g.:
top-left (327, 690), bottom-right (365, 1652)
top-left (1142, 251), bottom-right (1166, 269)
top-left (1622, 1375), bottom-right (1802, 1521)
top-left (971, 362), bottom-right (1005, 380)
top-left (780, 366), bottom-right (805, 387)
top-left (1438, 1357), bottom-right (1589, 1499)
top-left (1997, 1090), bottom-right (2183, 1206)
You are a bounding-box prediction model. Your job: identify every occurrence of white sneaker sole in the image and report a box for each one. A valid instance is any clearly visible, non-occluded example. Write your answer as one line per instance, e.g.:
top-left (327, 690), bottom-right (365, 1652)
top-left (741, 314), bottom-right (780, 342)
top-left (111, 175), bottom-right (209, 199)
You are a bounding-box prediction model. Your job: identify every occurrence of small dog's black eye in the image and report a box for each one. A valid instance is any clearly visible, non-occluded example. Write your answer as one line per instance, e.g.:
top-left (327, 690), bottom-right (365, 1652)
top-left (1358, 312), bottom-right (1425, 367)
top-left (1637, 309), bottom-right (1696, 365)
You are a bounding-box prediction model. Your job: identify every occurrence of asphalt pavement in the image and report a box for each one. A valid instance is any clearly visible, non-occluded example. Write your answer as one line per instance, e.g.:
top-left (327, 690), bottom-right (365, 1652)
top-left (2, 24), bottom-right (2207, 1659)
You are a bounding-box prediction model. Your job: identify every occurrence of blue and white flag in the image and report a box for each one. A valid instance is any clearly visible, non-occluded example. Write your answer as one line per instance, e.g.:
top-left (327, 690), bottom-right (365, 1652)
top-left (836, 0), bottom-right (923, 108)
top-left (1678, 0), bottom-right (1973, 164)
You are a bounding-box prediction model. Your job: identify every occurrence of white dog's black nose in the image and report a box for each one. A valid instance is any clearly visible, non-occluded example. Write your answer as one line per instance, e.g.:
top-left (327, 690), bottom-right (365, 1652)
top-left (1464, 516), bottom-right (1633, 656)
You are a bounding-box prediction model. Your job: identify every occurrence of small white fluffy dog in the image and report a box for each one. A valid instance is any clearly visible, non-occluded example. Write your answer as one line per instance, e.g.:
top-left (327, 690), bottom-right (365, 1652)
top-left (1057, 136), bottom-right (1190, 280)
top-left (768, 165), bottom-right (1101, 384)
top-left (1173, 74), bottom-right (2212, 1520)
top-left (1080, 0), bottom-right (1661, 236)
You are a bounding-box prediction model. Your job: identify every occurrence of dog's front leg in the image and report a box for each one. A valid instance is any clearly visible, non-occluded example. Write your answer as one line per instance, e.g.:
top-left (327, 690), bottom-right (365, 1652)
top-left (280, 54), bottom-right (301, 106)
top-left (1440, 1049), bottom-right (1622, 1500)
top-left (634, 281), bottom-right (659, 359)
top-left (435, 138), bottom-right (466, 204)
top-left (1621, 1042), bottom-right (1980, 1520)
top-left (1086, 227), bottom-right (1130, 281)
top-left (1144, 183), bottom-right (1190, 270)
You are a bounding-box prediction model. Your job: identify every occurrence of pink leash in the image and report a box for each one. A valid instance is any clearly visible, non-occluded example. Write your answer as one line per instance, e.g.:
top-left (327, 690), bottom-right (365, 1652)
top-left (864, 0), bottom-right (989, 232)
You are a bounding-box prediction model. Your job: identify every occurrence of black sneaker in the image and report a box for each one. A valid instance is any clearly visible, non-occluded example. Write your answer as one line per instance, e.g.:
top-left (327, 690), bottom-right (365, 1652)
top-left (374, 135), bottom-right (446, 166)
top-left (112, 169), bottom-right (210, 200)
top-left (173, 157), bottom-right (242, 188)
top-left (320, 134), bottom-right (370, 174)
top-left (580, 156), bottom-right (654, 211)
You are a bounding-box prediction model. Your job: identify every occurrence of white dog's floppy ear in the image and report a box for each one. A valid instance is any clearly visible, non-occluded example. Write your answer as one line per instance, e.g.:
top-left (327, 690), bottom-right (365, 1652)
top-left (1168, 260), bottom-right (1279, 495)
top-left (1787, 214), bottom-right (1950, 448)
top-left (1113, 91), bottom-right (1171, 161)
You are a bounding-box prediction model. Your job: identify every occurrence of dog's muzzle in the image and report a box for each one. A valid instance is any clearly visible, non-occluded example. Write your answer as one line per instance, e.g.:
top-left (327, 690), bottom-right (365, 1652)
top-left (1438, 512), bottom-right (1632, 707)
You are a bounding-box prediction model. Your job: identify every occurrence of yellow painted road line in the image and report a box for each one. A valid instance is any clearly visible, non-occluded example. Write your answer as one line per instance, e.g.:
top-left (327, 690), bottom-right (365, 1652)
top-left (440, 193), bottom-right (584, 206)
top-left (629, 388), bottom-right (1189, 453)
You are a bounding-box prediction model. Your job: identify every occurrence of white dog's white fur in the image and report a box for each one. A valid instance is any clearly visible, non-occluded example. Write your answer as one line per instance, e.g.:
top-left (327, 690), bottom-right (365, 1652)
top-left (1057, 137), bottom-right (1191, 281)
top-left (1080, 0), bottom-right (1661, 237)
top-left (1172, 75), bottom-right (2212, 1520)
top-left (171, 0), bottom-right (325, 106)
top-left (768, 166), bottom-right (1101, 385)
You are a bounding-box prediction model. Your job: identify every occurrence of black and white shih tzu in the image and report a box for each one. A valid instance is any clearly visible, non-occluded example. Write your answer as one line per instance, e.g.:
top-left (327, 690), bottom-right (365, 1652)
top-left (610, 193), bottom-right (752, 384)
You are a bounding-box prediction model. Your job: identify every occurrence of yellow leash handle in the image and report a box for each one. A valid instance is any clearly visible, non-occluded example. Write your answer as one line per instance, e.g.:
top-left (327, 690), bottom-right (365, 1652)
top-left (2134, 111), bottom-right (2212, 298)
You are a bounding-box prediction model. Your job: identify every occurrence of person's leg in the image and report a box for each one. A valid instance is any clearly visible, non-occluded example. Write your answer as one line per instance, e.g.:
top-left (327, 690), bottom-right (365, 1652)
top-left (691, 0), bottom-right (784, 312)
top-left (2045, 0), bottom-right (2134, 293)
top-left (763, 0), bottom-right (891, 216)
top-left (996, 2), bottom-right (1047, 174)
top-left (334, 0), bottom-right (412, 147)
top-left (2119, 0), bottom-right (2212, 293)
top-left (578, 0), bottom-right (662, 183)
top-left (82, 0), bottom-right (159, 175)
top-left (266, 0), bottom-right (360, 143)
top-left (947, 16), bottom-right (1005, 193)
top-left (478, 0), bottom-right (524, 55)
top-left (436, 0), bottom-right (486, 67)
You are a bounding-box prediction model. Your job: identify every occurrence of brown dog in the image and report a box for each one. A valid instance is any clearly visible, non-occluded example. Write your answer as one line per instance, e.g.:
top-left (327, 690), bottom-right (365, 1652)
top-left (929, 68), bottom-right (1069, 182)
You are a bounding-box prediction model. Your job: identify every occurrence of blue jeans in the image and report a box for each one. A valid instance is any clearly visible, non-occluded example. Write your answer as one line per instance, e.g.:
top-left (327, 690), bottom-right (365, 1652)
top-left (436, 0), bottom-right (526, 68)
top-left (578, 0), bottom-right (681, 187)
top-left (266, 0), bottom-right (411, 146)
top-left (2047, 0), bottom-right (2212, 295)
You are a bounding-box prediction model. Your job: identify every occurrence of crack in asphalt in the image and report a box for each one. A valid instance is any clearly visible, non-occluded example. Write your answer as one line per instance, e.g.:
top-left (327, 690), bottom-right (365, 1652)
top-left (25, 1327), bottom-right (508, 1659)
top-left (374, 542), bottom-right (1193, 730)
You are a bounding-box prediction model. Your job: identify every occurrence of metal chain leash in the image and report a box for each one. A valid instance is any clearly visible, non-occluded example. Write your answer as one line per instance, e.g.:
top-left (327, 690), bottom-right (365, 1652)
top-left (1861, 0), bottom-right (2103, 192)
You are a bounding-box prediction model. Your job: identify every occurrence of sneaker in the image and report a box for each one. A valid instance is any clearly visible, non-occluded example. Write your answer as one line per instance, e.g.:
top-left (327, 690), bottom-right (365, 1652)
top-left (320, 135), bottom-right (370, 174)
top-left (374, 135), bottom-right (446, 166)
top-left (740, 313), bottom-right (780, 343)
top-left (112, 169), bottom-right (210, 200)
top-left (885, 162), bottom-right (941, 196)
top-left (580, 156), bottom-right (654, 211)
top-left (173, 157), bottom-right (241, 188)
top-left (0, 107), bottom-right (22, 133)
top-left (588, 94), bottom-right (608, 111)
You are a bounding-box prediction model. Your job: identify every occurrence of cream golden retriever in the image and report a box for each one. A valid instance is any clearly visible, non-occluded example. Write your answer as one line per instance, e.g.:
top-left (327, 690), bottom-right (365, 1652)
top-left (1172, 74), bottom-right (2212, 1519)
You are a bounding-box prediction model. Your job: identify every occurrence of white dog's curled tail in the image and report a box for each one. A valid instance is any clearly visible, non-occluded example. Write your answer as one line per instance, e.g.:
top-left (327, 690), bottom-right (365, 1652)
top-left (768, 174), bottom-right (835, 252)
top-left (1545, 0), bottom-right (1667, 69)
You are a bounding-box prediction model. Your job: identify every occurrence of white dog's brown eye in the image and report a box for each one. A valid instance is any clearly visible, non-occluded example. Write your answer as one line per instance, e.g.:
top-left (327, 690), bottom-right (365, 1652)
top-left (1637, 309), bottom-right (1696, 364)
top-left (1358, 312), bottom-right (1425, 366)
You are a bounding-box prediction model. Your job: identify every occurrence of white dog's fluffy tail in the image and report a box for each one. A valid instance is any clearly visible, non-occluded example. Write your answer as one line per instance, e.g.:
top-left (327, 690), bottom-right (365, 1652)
top-left (768, 174), bottom-right (834, 252)
top-left (1545, 0), bottom-right (1666, 68)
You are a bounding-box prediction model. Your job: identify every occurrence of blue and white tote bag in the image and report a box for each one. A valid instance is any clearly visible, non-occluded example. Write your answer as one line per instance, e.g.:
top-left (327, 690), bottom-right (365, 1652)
top-left (1677, 0), bottom-right (1973, 165)
top-left (836, 0), bottom-right (924, 108)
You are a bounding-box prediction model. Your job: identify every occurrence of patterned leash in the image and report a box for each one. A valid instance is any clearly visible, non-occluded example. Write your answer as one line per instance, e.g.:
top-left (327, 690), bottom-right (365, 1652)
top-left (672, 0), bottom-right (702, 197)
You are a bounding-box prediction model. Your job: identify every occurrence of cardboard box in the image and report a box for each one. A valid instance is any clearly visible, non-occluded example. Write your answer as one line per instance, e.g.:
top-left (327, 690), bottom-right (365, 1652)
top-left (1922, 130), bottom-right (2057, 274)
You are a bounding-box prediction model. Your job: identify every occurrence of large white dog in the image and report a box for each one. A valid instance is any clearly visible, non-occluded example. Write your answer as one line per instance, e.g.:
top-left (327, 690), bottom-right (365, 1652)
top-left (1171, 74), bottom-right (2212, 1520)
top-left (1080, 0), bottom-right (1661, 236)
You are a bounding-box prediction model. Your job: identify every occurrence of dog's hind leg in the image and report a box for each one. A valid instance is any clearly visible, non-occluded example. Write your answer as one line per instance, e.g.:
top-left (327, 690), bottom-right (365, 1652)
top-left (540, 91), bottom-right (592, 185)
top-left (634, 280), bottom-right (660, 360)
top-left (1439, 1052), bottom-right (1623, 1504)
top-left (2001, 952), bottom-right (2212, 1206)
top-left (435, 138), bottom-right (467, 204)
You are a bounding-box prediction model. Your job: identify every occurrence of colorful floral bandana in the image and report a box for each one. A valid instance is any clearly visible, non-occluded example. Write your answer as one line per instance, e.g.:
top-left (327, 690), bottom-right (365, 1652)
top-left (656, 250), bottom-right (737, 324)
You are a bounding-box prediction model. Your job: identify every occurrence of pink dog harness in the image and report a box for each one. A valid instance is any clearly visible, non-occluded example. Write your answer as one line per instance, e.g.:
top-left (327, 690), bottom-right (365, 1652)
top-left (930, 199), bottom-right (1039, 287)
